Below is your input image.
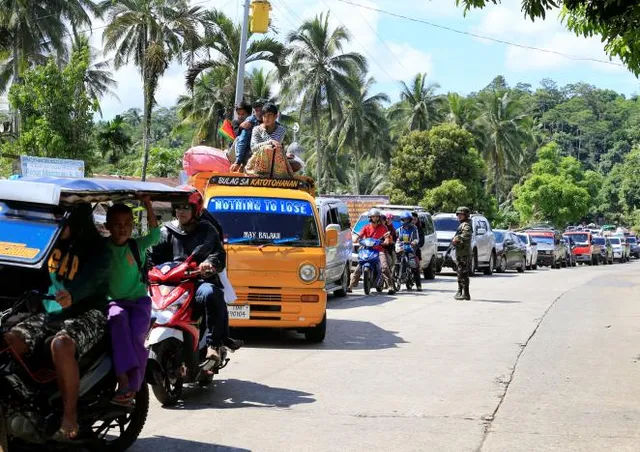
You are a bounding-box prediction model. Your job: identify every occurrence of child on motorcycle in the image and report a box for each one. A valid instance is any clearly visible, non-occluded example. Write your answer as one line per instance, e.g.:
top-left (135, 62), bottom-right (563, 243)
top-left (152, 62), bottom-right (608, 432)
top-left (396, 212), bottom-right (422, 291)
top-left (105, 196), bottom-right (159, 406)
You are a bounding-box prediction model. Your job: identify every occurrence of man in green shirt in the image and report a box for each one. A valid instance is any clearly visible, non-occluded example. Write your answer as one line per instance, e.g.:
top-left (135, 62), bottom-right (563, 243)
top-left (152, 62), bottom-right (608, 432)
top-left (105, 196), bottom-right (159, 406)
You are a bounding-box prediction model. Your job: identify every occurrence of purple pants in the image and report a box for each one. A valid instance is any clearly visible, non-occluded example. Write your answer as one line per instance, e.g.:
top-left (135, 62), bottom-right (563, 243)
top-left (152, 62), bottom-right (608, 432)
top-left (107, 297), bottom-right (151, 392)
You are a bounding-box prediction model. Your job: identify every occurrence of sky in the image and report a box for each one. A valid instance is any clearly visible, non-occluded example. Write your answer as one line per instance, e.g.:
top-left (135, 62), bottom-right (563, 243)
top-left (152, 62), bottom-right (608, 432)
top-left (14, 0), bottom-right (640, 119)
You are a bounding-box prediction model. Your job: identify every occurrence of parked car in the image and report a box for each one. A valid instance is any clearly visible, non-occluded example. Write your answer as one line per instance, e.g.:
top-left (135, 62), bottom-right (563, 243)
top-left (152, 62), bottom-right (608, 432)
top-left (627, 236), bottom-right (640, 258)
top-left (609, 236), bottom-right (627, 262)
top-left (351, 206), bottom-right (438, 280)
top-left (316, 197), bottom-right (353, 297)
top-left (564, 230), bottom-right (600, 265)
top-left (527, 229), bottom-right (565, 268)
top-left (434, 213), bottom-right (497, 275)
top-left (515, 232), bottom-right (538, 270)
top-left (593, 236), bottom-right (613, 264)
top-left (561, 236), bottom-right (577, 267)
top-left (493, 230), bottom-right (527, 273)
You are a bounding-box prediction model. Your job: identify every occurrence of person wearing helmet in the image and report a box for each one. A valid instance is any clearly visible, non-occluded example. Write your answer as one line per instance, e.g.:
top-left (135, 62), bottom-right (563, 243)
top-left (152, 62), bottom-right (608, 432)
top-left (150, 188), bottom-right (243, 361)
top-left (452, 206), bottom-right (473, 300)
top-left (230, 98), bottom-right (266, 173)
top-left (381, 212), bottom-right (398, 280)
top-left (396, 211), bottom-right (422, 291)
top-left (411, 211), bottom-right (426, 263)
top-left (348, 208), bottom-right (396, 294)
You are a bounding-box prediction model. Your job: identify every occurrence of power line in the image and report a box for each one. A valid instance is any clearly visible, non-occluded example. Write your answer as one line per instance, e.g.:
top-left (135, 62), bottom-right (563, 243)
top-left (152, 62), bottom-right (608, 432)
top-left (335, 0), bottom-right (625, 68)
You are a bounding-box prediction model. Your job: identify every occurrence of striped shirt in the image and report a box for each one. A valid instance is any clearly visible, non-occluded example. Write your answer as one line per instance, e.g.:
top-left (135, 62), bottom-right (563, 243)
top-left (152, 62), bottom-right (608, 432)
top-left (250, 122), bottom-right (287, 154)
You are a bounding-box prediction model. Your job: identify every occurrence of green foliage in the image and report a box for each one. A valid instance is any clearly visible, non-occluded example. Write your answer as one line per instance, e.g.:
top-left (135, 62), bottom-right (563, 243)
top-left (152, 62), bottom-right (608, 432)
top-left (4, 46), bottom-right (97, 168)
top-left (513, 142), bottom-right (592, 227)
top-left (147, 147), bottom-right (182, 178)
top-left (388, 124), bottom-right (486, 205)
top-left (618, 147), bottom-right (640, 213)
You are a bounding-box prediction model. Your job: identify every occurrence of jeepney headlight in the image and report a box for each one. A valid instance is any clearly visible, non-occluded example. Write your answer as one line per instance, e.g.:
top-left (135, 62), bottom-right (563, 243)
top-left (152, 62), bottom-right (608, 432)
top-left (299, 264), bottom-right (318, 283)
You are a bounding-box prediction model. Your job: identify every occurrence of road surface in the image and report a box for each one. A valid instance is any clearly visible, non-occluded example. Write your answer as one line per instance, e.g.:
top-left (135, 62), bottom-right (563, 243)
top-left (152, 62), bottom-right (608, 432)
top-left (134, 261), bottom-right (640, 452)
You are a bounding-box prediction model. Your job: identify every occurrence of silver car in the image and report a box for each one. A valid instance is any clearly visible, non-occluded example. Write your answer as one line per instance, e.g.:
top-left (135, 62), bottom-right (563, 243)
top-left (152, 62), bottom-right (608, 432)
top-left (515, 232), bottom-right (538, 270)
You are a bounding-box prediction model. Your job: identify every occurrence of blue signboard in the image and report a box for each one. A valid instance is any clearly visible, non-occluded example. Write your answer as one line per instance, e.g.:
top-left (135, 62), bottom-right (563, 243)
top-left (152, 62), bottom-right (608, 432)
top-left (208, 197), bottom-right (314, 216)
top-left (21, 156), bottom-right (85, 178)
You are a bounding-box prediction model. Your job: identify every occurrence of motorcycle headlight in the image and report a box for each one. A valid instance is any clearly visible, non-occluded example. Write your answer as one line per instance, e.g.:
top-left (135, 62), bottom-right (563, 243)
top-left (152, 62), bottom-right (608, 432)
top-left (299, 264), bottom-right (318, 283)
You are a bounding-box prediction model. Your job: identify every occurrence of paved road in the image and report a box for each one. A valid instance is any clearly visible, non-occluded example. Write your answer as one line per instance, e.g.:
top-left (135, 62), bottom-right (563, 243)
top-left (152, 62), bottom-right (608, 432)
top-left (133, 261), bottom-right (640, 452)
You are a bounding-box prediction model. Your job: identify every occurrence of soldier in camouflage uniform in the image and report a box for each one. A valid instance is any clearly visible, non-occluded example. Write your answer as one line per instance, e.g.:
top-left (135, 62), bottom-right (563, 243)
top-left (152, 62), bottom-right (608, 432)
top-left (452, 207), bottom-right (473, 300)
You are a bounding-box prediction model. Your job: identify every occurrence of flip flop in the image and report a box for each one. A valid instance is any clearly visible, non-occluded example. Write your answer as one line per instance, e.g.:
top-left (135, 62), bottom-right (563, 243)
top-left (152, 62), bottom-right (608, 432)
top-left (52, 422), bottom-right (79, 443)
top-left (111, 389), bottom-right (135, 407)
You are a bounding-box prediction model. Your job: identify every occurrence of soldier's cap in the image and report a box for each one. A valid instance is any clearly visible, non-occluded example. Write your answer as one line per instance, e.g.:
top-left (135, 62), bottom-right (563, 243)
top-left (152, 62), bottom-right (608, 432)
top-left (456, 206), bottom-right (471, 215)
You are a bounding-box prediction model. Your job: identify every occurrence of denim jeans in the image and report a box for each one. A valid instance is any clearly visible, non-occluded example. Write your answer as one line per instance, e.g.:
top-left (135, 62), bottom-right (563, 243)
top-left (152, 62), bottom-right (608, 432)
top-left (195, 283), bottom-right (228, 347)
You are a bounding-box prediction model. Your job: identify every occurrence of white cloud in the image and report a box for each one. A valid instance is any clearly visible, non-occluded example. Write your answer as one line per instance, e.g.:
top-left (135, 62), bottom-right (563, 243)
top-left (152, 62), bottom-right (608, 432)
top-left (385, 42), bottom-right (433, 80)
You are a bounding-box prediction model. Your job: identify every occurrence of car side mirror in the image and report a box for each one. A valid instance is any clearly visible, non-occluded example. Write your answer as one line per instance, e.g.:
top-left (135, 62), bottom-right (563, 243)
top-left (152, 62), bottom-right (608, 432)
top-left (325, 224), bottom-right (339, 247)
top-left (531, 241), bottom-right (537, 246)
top-left (504, 239), bottom-right (513, 245)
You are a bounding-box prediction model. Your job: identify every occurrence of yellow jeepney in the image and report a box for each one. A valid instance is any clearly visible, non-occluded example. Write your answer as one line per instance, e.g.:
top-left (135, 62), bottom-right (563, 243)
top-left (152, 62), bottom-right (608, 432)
top-left (190, 172), bottom-right (336, 343)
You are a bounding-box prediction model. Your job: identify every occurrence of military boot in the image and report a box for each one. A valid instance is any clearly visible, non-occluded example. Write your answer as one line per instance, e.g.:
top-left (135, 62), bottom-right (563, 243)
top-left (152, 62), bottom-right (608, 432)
top-left (454, 282), bottom-right (465, 300)
top-left (463, 281), bottom-right (471, 300)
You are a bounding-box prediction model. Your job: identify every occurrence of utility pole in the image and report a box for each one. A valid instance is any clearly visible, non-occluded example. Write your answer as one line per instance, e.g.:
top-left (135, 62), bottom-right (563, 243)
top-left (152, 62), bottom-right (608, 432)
top-left (234, 0), bottom-right (251, 118)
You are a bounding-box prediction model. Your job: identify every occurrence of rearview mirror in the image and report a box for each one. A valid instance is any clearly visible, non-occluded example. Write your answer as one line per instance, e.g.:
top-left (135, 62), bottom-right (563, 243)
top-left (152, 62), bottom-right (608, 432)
top-left (325, 224), bottom-right (340, 248)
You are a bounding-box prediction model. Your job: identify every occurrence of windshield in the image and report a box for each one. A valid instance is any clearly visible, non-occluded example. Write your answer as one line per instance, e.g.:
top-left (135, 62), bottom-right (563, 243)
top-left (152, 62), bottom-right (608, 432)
top-left (207, 196), bottom-right (320, 247)
top-left (628, 237), bottom-right (637, 244)
top-left (516, 234), bottom-right (528, 244)
top-left (593, 237), bottom-right (605, 245)
top-left (568, 233), bottom-right (589, 244)
top-left (434, 217), bottom-right (459, 232)
top-left (0, 201), bottom-right (62, 265)
top-left (610, 238), bottom-right (621, 245)
top-left (493, 231), bottom-right (505, 242)
top-left (530, 235), bottom-right (554, 245)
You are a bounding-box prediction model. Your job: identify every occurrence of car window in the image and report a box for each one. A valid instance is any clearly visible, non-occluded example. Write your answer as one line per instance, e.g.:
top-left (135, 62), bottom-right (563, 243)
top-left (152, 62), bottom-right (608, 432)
top-left (329, 207), bottom-right (340, 227)
top-left (493, 230), bottom-right (504, 242)
top-left (337, 203), bottom-right (351, 230)
top-left (516, 233), bottom-right (528, 244)
top-left (434, 217), bottom-right (459, 231)
top-left (423, 216), bottom-right (435, 235)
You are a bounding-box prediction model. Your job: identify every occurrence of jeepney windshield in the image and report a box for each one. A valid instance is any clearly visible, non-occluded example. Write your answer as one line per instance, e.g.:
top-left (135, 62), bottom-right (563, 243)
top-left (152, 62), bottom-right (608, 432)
top-left (207, 196), bottom-right (321, 247)
top-left (0, 201), bottom-right (63, 265)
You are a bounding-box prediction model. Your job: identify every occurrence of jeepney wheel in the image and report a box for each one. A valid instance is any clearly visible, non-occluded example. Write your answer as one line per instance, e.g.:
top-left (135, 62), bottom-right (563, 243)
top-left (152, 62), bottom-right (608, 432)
top-left (305, 314), bottom-right (326, 343)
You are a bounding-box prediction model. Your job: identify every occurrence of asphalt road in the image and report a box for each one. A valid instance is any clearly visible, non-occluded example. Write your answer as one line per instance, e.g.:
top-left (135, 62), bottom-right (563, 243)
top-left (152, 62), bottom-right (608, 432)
top-left (133, 261), bottom-right (640, 452)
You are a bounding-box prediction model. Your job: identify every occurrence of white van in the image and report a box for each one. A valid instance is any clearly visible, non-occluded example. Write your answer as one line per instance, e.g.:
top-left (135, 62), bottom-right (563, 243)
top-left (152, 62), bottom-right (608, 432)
top-left (315, 198), bottom-right (353, 297)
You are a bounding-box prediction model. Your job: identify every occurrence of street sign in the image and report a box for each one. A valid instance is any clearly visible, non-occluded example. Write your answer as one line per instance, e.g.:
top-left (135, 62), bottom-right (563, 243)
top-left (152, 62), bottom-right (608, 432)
top-left (20, 156), bottom-right (85, 178)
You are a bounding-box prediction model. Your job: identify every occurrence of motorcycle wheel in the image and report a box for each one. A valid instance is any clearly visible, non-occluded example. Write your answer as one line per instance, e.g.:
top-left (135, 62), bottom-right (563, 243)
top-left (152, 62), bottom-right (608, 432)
top-left (150, 339), bottom-right (184, 406)
top-left (363, 267), bottom-right (371, 295)
top-left (0, 406), bottom-right (7, 452)
top-left (90, 382), bottom-right (149, 451)
top-left (392, 265), bottom-right (401, 292)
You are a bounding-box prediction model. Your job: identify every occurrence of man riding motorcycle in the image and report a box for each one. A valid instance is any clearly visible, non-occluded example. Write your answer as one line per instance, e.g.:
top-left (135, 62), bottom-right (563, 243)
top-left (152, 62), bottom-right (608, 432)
top-left (396, 211), bottom-right (422, 291)
top-left (149, 190), bottom-right (242, 361)
top-left (348, 208), bottom-right (396, 294)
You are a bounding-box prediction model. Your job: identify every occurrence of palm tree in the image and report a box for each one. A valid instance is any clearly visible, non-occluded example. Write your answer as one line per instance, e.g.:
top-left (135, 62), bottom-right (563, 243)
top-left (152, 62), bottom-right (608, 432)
top-left (0, 0), bottom-right (98, 131)
top-left (285, 13), bottom-right (367, 192)
top-left (331, 75), bottom-right (389, 194)
top-left (177, 69), bottom-right (227, 146)
top-left (341, 157), bottom-right (388, 195)
top-left (389, 72), bottom-right (444, 132)
top-left (185, 10), bottom-right (286, 99)
top-left (446, 92), bottom-right (477, 131)
top-left (246, 67), bottom-right (276, 103)
top-left (475, 90), bottom-right (533, 202)
top-left (122, 108), bottom-right (143, 128)
top-left (101, 0), bottom-right (203, 181)
top-left (66, 35), bottom-right (117, 116)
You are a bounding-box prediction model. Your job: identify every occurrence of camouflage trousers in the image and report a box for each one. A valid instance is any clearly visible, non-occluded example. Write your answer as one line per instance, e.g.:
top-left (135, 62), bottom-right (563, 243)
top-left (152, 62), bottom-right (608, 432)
top-left (11, 309), bottom-right (106, 358)
top-left (456, 256), bottom-right (470, 287)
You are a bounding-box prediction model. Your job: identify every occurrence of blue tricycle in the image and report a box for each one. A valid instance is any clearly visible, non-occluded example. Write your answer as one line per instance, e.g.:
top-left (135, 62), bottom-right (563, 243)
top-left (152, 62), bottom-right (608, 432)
top-left (357, 238), bottom-right (384, 295)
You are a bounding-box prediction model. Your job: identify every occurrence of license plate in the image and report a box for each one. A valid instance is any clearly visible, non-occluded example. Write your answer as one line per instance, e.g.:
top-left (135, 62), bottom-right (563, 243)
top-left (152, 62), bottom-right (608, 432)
top-left (228, 304), bottom-right (250, 319)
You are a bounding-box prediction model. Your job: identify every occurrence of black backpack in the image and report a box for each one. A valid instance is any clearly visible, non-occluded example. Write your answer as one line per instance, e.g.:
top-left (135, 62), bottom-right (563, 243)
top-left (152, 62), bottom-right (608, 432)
top-left (127, 239), bottom-right (149, 285)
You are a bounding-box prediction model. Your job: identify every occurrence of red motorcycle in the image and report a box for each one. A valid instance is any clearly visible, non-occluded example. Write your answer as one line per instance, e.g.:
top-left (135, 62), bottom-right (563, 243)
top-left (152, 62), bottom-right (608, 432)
top-left (145, 258), bottom-right (228, 406)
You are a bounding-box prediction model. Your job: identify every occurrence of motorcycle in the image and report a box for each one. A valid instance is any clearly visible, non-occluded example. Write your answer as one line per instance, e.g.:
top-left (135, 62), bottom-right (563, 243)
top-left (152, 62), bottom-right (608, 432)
top-left (145, 258), bottom-right (229, 406)
top-left (357, 238), bottom-right (384, 295)
top-left (394, 243), bottom-right (421, 291)
top-left (0, 292), bottom-right (149, 451)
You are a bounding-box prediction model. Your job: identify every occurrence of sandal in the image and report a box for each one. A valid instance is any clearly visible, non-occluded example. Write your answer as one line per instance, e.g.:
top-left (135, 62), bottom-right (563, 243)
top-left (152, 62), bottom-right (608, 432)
top-left (52, 421), bottom-right (79, 442)
top-left (111, 388), bottom-right (135, 407)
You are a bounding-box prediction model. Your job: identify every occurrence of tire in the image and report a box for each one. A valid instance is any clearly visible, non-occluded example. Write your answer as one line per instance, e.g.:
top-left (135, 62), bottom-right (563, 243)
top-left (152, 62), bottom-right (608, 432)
top-left (392, 265), bottom-right (401, 292)
top-left (561, 258), bottom-right (567, 268)
top-left (150, 340), bottom-right (184, 406)
top-left (470, 250), bottom-right (478, 276)
top-left (0, 407), bottom-right (7, 452)
top-left (483, 252), bottom-right (494, 275)
top-left (517, 257), bottom-right (525, 273)
top-left (498, 255), bottom-right (507, 273)
top-left (532, 264), bottom-right (537, 270)
top-left (363, 267), bottom-right (371, 295)
top-left (423, 257), bottom-right (436, 280)
top-left (333, 265), bottom-right (350, 298)
top-left (305, 314), bottom-right (327, 343)
top-left (92, 382), bottom-right (149, 451)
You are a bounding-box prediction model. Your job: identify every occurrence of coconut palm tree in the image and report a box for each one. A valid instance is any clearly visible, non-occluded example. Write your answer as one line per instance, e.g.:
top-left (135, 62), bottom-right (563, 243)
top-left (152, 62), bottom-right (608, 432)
top-left (101, 0), bottom-right (203, 181)
top-left (177, 69), bottom-right (227, 146)
top-left (331, 75), bottom-right (389, 194)
top-left (185, 10), bottom-right (286, 99)
top-left (446, 92), bottom-right (477, 131)
top-left (475, 89), bottom-right (533, 202)
top-left (285, 12), bottom-right (367, 192)
top-left (246, 67), bottom-right (276, 103)
top-left (389, 72), bottom-right (444, 132)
